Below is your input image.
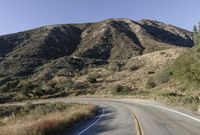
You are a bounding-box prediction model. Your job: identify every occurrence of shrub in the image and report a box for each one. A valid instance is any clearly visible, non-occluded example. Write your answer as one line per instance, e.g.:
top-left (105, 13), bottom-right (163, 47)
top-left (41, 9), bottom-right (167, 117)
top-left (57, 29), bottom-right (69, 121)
top-left (21, 102), bottom-right (35, 114)
top-left (86, 76), bottom-right (97, 84)
top-left (147, 43), bottom-right (200, 89)
top-left (155, 69), bottom-right (173, 84)
top-left (0, 95), bottom-right (7, 103)
top-left (146, 68), bottom-right (173, 89)
top-left (146, 77), bottom-right (156, 88)
top-left (18, 80), bottom-right (45, 98)
top-left (108, 62), bottom-right (123, 72)
top-left (0, 80), bottom-right (19, 93)
top-left (64, 80), bottom-right (74, 89)
top-left (33, 87), bottom-right (44, 97)
top-left (170, 46), bottom-right (200, 89)
top-left (111, 85), bottom-right (132, 94)
top-left (47, 78), bottom-right (74, 93)
top-left (20, 88), bottom-right (30, 98)
top-left (182, 96), bottom-right (199, 104)
top-left (127, 64), bottom-right (140, 72)
top-left (0, 85), bottom-right (9, 93)
top-left (160, 91), bottom-right (179, 97)
top-left (0, 105), bottom-right (20, 117)
top-left (18, 80), bottom-right (35, 90)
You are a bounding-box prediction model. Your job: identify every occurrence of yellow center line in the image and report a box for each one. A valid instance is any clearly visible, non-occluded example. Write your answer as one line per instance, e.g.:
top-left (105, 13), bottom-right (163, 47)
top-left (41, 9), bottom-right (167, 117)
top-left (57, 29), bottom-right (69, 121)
top-left (125, 106), bottom-right (144, 135)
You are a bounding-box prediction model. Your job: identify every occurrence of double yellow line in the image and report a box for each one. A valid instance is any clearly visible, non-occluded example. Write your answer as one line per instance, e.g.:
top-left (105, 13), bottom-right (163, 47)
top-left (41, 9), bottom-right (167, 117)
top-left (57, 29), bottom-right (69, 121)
top-left (126, 106), bottom-right (144, 135)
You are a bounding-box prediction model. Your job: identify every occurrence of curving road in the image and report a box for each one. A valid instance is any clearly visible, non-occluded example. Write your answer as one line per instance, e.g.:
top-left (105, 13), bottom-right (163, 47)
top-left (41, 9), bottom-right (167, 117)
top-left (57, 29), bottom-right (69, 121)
top-left (65, 98), bottom-right (200, 135)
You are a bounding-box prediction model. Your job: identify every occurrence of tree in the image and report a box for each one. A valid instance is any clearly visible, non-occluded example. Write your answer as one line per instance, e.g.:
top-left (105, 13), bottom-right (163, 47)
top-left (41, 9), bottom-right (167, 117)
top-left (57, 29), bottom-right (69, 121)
top-left (193, 25), bottom-right (198, 34)
top-left (87, 75), bottom-right (97, 83)
top-left (198, 22), bottom-right (200, 32)
top-left (193, 23), bottom-right (200, 45)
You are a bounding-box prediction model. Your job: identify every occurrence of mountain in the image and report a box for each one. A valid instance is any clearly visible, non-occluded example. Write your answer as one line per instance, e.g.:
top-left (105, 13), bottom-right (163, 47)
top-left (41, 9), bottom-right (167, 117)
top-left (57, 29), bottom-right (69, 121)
top-left (0, 18), bottom-right (194, 101)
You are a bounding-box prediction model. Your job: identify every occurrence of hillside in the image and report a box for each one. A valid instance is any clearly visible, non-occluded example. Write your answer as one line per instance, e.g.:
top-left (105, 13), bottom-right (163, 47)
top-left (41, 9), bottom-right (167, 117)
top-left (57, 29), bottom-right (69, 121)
top-left (0, 18), bottom-right (194, 102)
top-left (145, 29), bottom-right (200, 111)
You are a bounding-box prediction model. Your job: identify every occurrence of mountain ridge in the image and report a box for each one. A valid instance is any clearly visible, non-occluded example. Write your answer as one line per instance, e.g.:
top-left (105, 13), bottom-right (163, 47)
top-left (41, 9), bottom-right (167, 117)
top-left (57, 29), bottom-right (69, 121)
top-left (0, 18), bottom-right (192, 36)
top-left (0, 18), bottom-right (194, 100)
top-left (0, 18), bottom-right (194, 76)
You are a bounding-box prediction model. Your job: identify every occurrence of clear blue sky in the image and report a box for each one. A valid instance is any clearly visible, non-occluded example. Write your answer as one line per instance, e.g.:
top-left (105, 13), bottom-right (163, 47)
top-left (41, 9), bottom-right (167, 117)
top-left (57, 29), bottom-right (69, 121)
top-left (0, 0), bottom-right (199, 35)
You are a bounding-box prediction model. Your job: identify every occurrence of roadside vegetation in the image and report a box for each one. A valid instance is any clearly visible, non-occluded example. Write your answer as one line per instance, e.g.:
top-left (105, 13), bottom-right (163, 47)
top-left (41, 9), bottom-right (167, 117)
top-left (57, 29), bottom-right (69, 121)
top-left (145, 23), bottom-right (200, 111)
top-left (146, 44), bottom-right (200, 90)
top-left (0, 102), bottom-right (97, 135)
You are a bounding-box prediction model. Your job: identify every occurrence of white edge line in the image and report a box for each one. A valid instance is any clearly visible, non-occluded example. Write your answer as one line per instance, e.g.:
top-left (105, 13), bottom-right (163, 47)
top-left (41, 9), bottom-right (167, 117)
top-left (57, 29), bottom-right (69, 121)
top-left (135, 102), bottom-right (200, 123)
top-left (77, 108), bottom-right (104, 135)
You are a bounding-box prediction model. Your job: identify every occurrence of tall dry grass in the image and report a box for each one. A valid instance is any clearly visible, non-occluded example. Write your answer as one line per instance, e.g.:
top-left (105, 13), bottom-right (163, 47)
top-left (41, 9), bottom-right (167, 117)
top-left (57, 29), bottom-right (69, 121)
top-left (0, 104), bottom-right (97, 135)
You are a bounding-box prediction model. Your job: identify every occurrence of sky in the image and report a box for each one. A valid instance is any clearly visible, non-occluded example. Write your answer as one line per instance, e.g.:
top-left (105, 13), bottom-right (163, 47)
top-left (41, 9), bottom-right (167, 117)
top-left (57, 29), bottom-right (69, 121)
top-left (0, 0), bottom-right (199, 35)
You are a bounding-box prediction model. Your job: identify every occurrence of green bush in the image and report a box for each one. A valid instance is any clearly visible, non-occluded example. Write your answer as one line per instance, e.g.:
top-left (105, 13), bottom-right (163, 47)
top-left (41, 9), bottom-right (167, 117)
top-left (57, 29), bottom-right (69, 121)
top-left (0, 95), bottom-right (7, 103)
top-left (20, 88), bottom-right (30, 98)
top-left (18, 80), bottom-right (35, 90)
top-left (150, 41), bottom-right (200, 91)
top-left (181, 96), bottom-right (199, 104)
top-left (155, 69), bottom-right (173, 84)
top-left (170, 45), bottom-right (200, 89)
top-left (0, 85), bottom-right (9, 93)
top-left (0, 80), bottom-right (19, 93)
top-left (159, 91), bottom-right (179, 97)
top-left (32, 87), bottom-right (44, 97)
top-left (146, 77), bottom-right (156, 88)
top-left (0, 105), bottom-right (20, 117)
top-left (47, 78), bottom-right (74, 92)
top-left (64, 80), bottom-right (74, 89)
top-left (111, 85), bottom-right (132, 94)
top-left (87, 76), bottom-right (97, 84)
top-left (17, 80), bottom-right (45, 98)
top-left (146, 68), bottom-right (173, 88)
top-left (21, 102), bottom-right (35, 114)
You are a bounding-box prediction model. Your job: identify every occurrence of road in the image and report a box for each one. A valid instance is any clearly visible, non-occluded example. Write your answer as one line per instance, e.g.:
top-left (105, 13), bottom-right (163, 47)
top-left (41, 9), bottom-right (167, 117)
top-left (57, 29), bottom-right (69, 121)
top-left (1, 98), bottom-right (200, 135)
top-left (64, 98), bottom-right (200, 135)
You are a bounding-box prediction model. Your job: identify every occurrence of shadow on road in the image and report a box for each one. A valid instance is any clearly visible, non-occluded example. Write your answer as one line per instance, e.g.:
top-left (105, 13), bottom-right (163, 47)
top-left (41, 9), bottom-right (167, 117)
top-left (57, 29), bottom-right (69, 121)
top-left (66, 106), bottom-right (116, 135)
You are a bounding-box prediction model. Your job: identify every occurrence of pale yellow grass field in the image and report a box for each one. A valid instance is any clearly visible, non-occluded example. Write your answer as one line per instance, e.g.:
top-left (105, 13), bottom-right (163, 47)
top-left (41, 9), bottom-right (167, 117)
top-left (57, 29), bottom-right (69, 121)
top-left (0, 104), bottom-right (97, 135)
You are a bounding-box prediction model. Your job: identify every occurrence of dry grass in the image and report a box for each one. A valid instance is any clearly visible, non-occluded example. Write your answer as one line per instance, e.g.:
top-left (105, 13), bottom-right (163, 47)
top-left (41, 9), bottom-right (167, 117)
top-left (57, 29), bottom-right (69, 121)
top-left (70, 48), bottom-right (185, 94)
top-left (0, 103), bottom-right (97, 135)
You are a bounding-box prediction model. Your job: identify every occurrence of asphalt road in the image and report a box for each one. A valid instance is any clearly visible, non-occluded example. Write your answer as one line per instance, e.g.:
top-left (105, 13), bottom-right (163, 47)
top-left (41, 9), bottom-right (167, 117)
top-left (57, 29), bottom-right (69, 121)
top-left (64, 98), bottom-right (200, 135)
